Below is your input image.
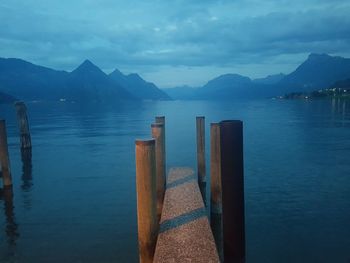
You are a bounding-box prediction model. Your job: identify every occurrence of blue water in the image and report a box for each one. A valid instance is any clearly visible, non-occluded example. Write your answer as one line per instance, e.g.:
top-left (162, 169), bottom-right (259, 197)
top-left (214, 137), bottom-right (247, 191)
top-left (0, 99), bottom-right (349, 262)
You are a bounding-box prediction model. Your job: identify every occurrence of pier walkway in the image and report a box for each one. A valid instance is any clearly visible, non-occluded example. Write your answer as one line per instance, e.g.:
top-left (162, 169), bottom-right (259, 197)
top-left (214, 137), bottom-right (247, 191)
top-left (153, 167), bottom-right (219, 263)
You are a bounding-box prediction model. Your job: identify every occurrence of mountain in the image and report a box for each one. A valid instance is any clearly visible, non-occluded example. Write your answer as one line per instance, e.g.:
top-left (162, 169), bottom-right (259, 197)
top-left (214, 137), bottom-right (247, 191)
top-left (278, 53), bottom-right (350, 93)
top-left (0, 58), bottom-right (68, 100)
top-left (162, 85), bottom-right (198, 100)
top-left (167, 53), bottom-right (350, 100)
top-left (195, 74), bottom-right (261, 99)
top-left (65, 60), bottom-right (135, 102)
top-left (165, 74), bottom-right (279, 100)
top-left (109, 69), bottom-right (170, 100)
top-left (329, 78), bottom-right (350, 90)
top-left (0, 58), bottom-right (145, 102)
top-left (253, 73), bottom-right (285, 85)
top-left (0, 91), bottom-right (16, 104)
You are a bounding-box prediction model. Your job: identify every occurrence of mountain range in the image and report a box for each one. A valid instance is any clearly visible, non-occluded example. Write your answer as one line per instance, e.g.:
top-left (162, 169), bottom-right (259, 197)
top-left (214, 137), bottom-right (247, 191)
top-left (1, 53), bottom-right (350, 103)
top-left (0, 58), bottom-right (169, 103)
top-left (163, 53), bottom-right (350, 100)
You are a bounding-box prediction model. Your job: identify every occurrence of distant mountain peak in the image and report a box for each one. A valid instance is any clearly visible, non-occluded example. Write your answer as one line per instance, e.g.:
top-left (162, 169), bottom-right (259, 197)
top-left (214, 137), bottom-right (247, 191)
top-left (207, 73), bottom-right (251, 85)
top-left (111, 68), bottom-right (124, 75)
top-left (279, 53), bottom-right (350, 92)
top-left (80, 59), bottom-right (95, 68)
top-left (73, 59), bottom-right (103, 74)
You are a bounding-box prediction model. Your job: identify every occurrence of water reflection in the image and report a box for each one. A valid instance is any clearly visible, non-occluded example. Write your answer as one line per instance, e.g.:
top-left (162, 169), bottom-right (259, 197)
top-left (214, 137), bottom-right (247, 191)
top-left (331, 98), bottom-right (350, 126)
top-left (0, 187), bottom-right (19, 251)
top-left (21, 148), bottom-right (33, 191)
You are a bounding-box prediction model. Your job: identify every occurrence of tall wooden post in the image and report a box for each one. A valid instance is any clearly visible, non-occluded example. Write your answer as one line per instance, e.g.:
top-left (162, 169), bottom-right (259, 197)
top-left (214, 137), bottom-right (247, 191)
top-left (196, 116), bottom-right (206, 204)
top-left (155, 116), bottom-right (166, 176)
top-left (155, 116), bottom-right (165, 125)
top-left (151, 123), bottom-right (166, 222)
top-left (135, 139), bottom-right (158, 263)
top-left (220, 120), bottom-right (245, 263)
top-left (14, 102), bottom-right (32, 149)
top-left (0, 120), bottom-right (12, 187)
top-left (210, 123), bottom-right (223, 261)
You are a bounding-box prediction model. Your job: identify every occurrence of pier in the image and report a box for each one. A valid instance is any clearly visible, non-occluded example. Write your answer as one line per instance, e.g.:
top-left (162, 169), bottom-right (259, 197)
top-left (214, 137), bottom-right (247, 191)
top-left (135, 117), bottom-right (245, 263)
top-left (1, 103), bottom-right (245, 262)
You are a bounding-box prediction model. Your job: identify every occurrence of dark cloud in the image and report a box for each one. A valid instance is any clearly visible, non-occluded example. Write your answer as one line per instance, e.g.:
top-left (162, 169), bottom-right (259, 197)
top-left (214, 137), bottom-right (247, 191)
top-left (0, 0), bottom-right (349, 87)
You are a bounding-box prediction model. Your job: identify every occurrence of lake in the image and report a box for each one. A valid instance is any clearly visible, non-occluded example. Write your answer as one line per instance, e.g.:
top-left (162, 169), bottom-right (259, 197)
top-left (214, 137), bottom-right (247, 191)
top-left (0, 99), bottom-right (349, 263)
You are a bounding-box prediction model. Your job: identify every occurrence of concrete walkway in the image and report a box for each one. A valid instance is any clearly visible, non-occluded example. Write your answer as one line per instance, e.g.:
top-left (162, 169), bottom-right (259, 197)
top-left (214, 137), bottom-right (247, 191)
top-left (153, 167), bottom-right (220, 263)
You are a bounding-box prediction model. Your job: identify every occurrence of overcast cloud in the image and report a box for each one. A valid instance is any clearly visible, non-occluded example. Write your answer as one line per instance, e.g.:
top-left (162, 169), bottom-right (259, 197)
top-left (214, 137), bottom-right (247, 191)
top-left (1, 0), bottom-right (350, 87)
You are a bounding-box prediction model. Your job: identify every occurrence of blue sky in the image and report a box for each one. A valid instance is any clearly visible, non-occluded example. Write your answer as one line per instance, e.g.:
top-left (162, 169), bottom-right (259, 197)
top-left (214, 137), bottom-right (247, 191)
top-left (1, 0), bottom-right (350, 87)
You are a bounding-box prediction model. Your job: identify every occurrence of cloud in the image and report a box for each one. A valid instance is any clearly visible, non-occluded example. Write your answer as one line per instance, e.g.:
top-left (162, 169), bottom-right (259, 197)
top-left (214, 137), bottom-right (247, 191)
top-left (0, 0), bottom-right (350, 86)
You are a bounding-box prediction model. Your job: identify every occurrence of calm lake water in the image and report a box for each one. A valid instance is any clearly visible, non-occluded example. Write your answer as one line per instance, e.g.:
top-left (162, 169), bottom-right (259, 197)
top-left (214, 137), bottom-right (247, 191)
top-left (0, 99), bottom-right (349, 263)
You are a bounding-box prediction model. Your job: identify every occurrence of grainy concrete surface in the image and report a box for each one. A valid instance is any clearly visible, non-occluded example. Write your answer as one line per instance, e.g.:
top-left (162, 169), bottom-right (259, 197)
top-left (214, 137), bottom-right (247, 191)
top-left (153, 167), bottom-right (220, 263)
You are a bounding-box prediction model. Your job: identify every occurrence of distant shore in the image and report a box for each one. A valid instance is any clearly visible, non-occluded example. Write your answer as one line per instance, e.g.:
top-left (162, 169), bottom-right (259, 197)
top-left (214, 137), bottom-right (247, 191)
top-left (276, 87), bottom-right (350, 100)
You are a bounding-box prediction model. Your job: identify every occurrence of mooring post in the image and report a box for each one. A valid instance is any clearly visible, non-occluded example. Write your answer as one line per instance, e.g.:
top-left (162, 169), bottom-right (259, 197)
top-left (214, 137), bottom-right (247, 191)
top-left (155, 116), bottom-right (165, 125)
top-left (151, 123), bottom-right (166, 223)
top-left (14, 102), bottom-right (32, 149)
top-left (210, 123), bottom-right (223, 261)
top-left (196, 116), bottom-right (206, 204)
top-left (155, 116), bottom-right (166, 176)
top-left (0, 120), bottom-right (12, 187)
top-left (135, 139), bottom-right (158, 263)
top-left (220, 120), bottom-right (245, 263)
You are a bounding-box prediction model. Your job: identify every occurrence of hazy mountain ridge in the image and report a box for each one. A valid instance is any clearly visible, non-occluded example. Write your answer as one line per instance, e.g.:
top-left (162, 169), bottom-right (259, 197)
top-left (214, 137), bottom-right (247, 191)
top-left (2, 53), bottom-right (350, 102)
top-left (0, 58), bottom-right (167, 102)
top-left (163, 53), bottom-right (350, 99)
top-left (64, 60), bottom-right (135, 102)
top-left (0, 58), bottom-right (68, 100)
top-left (161, 85), bottom-right (198, 100)
top-left (109, 69), bottom-right (170, 100)
top-left (278, 53), bottom-right (350, 92)
top-left (253, 73), bottom-right (285, 85)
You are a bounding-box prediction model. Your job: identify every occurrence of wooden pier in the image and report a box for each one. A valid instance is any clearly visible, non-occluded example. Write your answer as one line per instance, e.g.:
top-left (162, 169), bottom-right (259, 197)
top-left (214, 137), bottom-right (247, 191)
top-left (135, 117), bottom-right (245, 263)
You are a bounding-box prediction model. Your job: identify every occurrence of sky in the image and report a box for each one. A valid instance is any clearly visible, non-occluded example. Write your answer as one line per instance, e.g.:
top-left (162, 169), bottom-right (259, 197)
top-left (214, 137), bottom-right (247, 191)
top-left (1, 0), bottom-right (350, 88)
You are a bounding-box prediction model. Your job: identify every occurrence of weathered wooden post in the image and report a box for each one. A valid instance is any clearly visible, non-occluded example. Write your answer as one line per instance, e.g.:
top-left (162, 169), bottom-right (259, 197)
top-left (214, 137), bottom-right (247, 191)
top-left (135, 139), bottom-right (158, 263)
top-left (155, 115), bottom-right (166, 177)
top-left (0, 120), bottom-right (12, 187)
top-left (14, 102), bottom-right (32, 149)
top-left (210, 123), bottom-right (223, 261)
top-left (155, 116), bottom-right (165, 125)
top-left (151, 123), bottom-right (166, 223)
top-left (220, 120), bottom-right (245, 263)
top-left (196, 116), bottom-right (206, 204)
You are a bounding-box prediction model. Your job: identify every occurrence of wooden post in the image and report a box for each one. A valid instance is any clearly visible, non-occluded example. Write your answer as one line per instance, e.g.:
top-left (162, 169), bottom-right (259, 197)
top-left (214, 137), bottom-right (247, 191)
top-left (135, 139), bottom-right (158, 263)
top-left (155, 116), bottom-right (166, 176)
top-left (196, 116), bottom-right (206, 204)
top-left (210, 123), bottom-right (223, 261)
top-left (14, 102), bottom-right (32, 149)
top-left (151, 123), bottom-right (166, 223)
top-left (155, 116), bottom-right (165, 125)
top-left (220, 120), bottom-right (245, 263)
top-left (0, 120), bottom-right (12, 187)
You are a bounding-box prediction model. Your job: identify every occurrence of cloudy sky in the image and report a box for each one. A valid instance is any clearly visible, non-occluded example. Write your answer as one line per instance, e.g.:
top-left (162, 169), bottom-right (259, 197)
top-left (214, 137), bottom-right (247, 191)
top-left (1, 0), bottom-right (350, 87)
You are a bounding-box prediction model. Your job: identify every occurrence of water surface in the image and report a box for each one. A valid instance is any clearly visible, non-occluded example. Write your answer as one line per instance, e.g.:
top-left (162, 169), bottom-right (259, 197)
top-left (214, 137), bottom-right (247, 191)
top-left (0, 99), bottom-right (349, 262)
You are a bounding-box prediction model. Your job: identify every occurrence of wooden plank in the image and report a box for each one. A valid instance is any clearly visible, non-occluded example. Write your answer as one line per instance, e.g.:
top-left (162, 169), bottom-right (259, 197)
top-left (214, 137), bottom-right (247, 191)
top-left (153, 167), bottom-right (219, 263)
